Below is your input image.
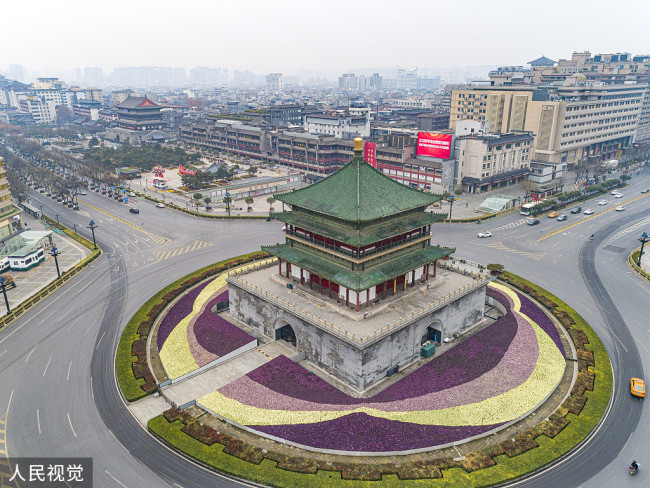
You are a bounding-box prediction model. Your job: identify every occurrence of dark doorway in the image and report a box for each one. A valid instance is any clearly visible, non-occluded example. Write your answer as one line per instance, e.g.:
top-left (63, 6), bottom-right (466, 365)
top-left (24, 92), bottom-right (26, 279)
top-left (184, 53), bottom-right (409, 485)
top-left (421, 326), bottom-right (442, 345)
top-left (275, 324), bottom-right (296, 347)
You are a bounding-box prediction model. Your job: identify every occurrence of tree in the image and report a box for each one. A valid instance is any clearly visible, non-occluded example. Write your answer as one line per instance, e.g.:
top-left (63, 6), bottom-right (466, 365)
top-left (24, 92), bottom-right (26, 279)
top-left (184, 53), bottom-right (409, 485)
top-left (55, 105), bottom-right (72, 124)
top-left (247, 165), bottom-right (258, 176)
top-left (454, 188), bottom-right (463, 196)
top-left (519, 180), bottom-right (539, 200)
top-left (193, 192), bottom-right (203, 200)
top-left (186, 98), bottom-right (206, 110)
top-left (245, 197), bottom-right (254, 205)
top-left (89, 136), bottom-right (100, 147)
top-left (266, 196), bottom-right (275, 211)
top-left (486, 263), bottom-right (504, 275)
top-left (203, 197), bottom-right (211, 205)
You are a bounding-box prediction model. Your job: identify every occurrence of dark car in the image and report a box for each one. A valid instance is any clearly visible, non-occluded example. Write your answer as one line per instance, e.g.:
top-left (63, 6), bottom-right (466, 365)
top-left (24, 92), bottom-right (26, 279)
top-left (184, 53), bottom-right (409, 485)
top-left (570, 207), bottom-right (582, 214)
top-left (527, 219), bottom-right (540, 226)
top-left (129, 208), bottom-right (140, 214)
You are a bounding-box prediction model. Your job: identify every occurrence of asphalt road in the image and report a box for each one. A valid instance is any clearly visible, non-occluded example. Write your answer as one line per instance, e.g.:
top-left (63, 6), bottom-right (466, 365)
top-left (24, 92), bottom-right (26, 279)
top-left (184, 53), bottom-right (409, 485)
top-left (1, 169), bottom-right (648, 487)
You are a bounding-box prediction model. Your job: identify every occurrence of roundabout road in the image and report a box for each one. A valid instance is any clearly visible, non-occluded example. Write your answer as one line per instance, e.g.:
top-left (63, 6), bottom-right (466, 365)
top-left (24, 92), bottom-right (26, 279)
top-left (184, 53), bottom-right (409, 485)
top-left (0, 171), bottom-right (648, 487)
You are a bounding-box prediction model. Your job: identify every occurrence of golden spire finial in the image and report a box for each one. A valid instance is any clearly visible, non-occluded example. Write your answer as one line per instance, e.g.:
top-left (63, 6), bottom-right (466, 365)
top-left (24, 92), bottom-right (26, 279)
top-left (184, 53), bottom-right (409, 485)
top-left (354, 137), bottom-right (363, 151)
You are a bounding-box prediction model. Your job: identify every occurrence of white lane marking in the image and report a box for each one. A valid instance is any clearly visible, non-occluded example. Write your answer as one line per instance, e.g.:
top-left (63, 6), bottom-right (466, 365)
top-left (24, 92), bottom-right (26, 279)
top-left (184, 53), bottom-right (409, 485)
top-left (7, 390), bottom-right (13, 413)
top-left (0, 350), bottom-right (5, 358)
top-left (25, 345), bottom-right (37, 362)
top-left (90, 376), bottom-right (94, 400)
top-left (36, 408), bottom-right (41, 434)
top-left (105, 470), bottom-right (129, 488)
top-left (639, 341), bottom-right (649, 354)
top-left (95, 331), bottom-right (106, 350)
top-left (42, 355), bottom-right (52, 376)
top-left (0, 265), bottom-right (100, 346)
top-left (67, 412), bottom-right (77, 437)
top-left (67, 361), bottom-right (72, 382)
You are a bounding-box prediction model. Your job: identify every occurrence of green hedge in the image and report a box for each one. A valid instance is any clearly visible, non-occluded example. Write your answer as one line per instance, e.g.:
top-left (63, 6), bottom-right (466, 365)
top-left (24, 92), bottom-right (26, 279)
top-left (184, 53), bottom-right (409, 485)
top-left (116, 251), bottom-right (269, 402)
top-left (147, 274), bottom-right (613, 487)
top-left (629, 248), bottom-right (650, 281)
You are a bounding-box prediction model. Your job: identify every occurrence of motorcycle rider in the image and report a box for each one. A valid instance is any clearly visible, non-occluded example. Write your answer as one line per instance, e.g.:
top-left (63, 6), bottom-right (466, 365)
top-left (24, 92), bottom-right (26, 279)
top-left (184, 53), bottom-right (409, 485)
top-left (630, 460), bottom-right (639, 472)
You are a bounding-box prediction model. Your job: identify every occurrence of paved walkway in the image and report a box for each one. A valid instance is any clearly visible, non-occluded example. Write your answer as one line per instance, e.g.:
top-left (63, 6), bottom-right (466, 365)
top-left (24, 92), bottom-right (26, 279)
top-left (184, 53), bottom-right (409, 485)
top-left (0, 215), bottom-right (91, 317)
top-left (128, 340), bottom-right (295, 426)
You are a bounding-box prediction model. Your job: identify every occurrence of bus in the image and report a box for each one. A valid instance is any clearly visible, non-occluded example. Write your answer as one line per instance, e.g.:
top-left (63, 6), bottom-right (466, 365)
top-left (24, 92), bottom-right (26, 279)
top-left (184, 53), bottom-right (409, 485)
top-left (520, 202), bottom-right (536, 216)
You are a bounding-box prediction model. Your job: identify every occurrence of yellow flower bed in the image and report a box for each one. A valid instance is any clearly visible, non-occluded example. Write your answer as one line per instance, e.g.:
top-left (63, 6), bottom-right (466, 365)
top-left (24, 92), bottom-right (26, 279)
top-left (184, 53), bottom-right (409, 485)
top-left (159, 261), bottom-right (267, 380)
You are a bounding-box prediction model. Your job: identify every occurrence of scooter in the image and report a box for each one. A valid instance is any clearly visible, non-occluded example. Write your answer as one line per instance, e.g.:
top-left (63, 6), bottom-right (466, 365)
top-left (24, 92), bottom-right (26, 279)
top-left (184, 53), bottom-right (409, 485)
top-left (629, 461), bottom-right (639, 475)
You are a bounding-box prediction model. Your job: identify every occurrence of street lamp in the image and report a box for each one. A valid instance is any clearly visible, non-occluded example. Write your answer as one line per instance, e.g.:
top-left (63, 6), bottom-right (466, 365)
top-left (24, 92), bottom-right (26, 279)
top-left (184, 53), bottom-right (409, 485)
top-left (88, 220), bottom-right (98, 249)
top-left (0, 276), bottom-right (11, 314)
top-left (638, 232), bottom-right (650, 267)
top-left (50, 245), bottom-right (61, 278)
top-left (0, 275), bottom-right (11, 315)
top-left (447, 195), bottom-right (455, 219)
top-left (55, 214), bottom-right (60, 223)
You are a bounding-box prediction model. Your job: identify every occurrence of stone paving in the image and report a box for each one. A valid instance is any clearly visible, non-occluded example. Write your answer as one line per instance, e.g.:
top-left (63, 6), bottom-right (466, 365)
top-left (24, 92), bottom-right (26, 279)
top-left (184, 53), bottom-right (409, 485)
top-left (0, 215), bottom-right (90, 317)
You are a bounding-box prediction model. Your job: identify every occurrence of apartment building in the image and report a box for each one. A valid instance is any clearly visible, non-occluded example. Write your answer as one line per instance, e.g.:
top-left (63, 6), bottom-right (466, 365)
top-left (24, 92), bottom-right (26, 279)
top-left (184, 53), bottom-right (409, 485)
top-left (451, 83), bottom-right (647, 164)
top-left (18, 97), bottom-right (57, 124)
top-left (265, 73), bottom-right (284, 91)
top-left (456, 132), bottom-right (534, 193)
top-left (304, 112), bottom-right (370, 139)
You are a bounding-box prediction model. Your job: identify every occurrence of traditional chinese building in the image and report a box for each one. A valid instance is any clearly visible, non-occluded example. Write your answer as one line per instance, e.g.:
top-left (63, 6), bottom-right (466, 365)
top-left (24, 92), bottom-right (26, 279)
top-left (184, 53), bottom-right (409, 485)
top-left (115, 96), bottom-right (164, 131)
top-left (263, 138), bottom-right (453, 311)
top-left (228, 138), bottom-right (489, 392)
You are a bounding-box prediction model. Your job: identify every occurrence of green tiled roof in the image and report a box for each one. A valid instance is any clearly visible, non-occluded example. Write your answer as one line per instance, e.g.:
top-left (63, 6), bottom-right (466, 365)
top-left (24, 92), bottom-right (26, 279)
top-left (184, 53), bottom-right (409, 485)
top-left (271, 210), bottom-right (448, 246)
top-left (262, 243), bottom-right (454, 292)
top-left (275, 156), bottom-right (442, 222)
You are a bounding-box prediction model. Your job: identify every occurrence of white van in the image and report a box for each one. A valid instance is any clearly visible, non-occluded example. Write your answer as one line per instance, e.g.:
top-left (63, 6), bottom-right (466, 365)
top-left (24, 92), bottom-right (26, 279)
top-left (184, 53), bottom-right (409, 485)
top-left (0, 257), bottom-right (9, 273)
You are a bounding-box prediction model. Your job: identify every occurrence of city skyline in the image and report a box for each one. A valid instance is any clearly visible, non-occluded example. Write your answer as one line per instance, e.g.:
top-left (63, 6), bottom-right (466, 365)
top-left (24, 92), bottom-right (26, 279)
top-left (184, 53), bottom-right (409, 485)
top-left (3, 0), bottom-right (649, 74)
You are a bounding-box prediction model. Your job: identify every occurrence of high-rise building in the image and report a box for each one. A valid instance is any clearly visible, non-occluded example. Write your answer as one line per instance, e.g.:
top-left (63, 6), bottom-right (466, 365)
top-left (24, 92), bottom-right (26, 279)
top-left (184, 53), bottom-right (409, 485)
top-left (266, 73), bottom-right (284, 90)
top-left (450, 84), bottom-right (646, 164)
top-left (9, 65), bottom-right (26, 83)
top-left (83, 67), bottom-right (103, 87)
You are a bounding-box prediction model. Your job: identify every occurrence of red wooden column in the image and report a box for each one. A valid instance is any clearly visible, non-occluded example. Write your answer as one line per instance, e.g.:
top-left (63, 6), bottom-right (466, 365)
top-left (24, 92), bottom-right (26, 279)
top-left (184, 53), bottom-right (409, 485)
top-left (411, 269), bottom-right (416, 287)
top-left (300, 268), bottom-right (304, 284)
top-left (433, 260), bottom-right (437, 277)
top-left (286, 263), bottom-right (291, 278)
top-left (425, 264), bottom-right (430, 281)
top-left (346, 288), bottom-right (349, 306)
top-left (278, 258), bottom-right (282, 276)
top-left (366, 289), bottom-right (370, 307)
top-left (356, 292), bottom-right (360, 312)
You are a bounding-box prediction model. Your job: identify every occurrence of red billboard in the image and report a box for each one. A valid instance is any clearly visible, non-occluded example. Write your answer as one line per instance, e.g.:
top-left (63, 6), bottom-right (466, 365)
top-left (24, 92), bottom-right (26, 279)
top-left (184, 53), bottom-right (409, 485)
top-left (417, 132), bottom-right (452, 159)
top-left (364, 141), bottom-right (377, 168)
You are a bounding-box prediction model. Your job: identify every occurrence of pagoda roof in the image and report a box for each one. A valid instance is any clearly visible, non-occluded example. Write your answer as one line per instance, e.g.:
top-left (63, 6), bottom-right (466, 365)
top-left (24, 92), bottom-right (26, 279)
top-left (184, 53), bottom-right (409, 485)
top-left (528, 56), bottom-right (556, 67)
top-left (272, 210), bottom-right (447, 247)
top-left (262, 243), bottom-right (454, 292)
top-left (274, 157), bottom-right (442, 223)
top-left (116, 96), bottom-right (160, 109)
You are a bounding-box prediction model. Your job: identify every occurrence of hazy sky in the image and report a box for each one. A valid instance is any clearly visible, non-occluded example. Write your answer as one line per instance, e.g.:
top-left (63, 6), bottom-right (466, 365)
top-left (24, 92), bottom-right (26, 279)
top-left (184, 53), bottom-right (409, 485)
top-left (4, 0), bottom-right (650, 73)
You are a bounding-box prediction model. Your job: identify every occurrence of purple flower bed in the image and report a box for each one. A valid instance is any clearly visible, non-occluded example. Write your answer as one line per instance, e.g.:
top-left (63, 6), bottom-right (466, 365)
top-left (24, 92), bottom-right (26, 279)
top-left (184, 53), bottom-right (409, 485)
top-left (193, 294), bottom-right (255, 357)
top-left (157, 281), bottom-right (211, 351)
top-left (253, 412), bottom-right (504, 452)
top-left (486, 287), bottom-right (510, 308)
top-left (214, 290), bottom-right (228, 303)
top-left (245, 309), bottom-right (519, 405)
top-left (516, 290), bottom-right (565, 356)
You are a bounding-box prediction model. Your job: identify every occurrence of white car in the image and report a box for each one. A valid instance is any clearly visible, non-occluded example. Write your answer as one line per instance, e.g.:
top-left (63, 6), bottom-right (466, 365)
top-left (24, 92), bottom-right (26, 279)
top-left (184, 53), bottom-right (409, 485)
top-left (477, 231), bottom-right (492, 238)
top-left (615, 206), bottom-right (625, 212)
top-left (598, 200), bottom-right (608, 205)
top-left (128, 192), bottom-right (136, 197)
top-left (79, 190), bottom-right (87, 195)
top-left (614, 193), bottom-right (623, 198)
top-left (611, 190), bottom-right (621, 195)
top-left (584, 208), bottom-right (595, 215)
top-left (156, 202), bottom-right (165, 208)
